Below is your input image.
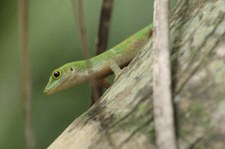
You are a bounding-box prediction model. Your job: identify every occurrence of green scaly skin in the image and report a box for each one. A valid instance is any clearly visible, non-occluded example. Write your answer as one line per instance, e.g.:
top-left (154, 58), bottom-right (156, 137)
top-left (44, 25), bottom-right (152, 95)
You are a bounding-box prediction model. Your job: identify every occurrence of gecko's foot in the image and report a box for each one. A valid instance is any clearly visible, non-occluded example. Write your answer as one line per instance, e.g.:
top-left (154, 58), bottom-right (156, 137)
top-left (114, 70), bottom-right (122, 81)
top-left (114, 67), bottom-right (128, 81)
top-left (110, 63), bottom-right (126, 81)
top-left (109, 62), bottom-right (123, 81)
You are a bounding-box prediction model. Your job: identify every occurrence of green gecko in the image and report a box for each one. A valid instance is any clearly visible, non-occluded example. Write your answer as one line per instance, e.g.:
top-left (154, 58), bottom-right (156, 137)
top-left (44, 25), bottom-right (152, 95)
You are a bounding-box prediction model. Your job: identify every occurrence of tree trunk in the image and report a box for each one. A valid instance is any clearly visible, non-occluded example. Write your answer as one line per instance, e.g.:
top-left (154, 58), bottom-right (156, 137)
top-left (49, 0), bottom-right (225, 148)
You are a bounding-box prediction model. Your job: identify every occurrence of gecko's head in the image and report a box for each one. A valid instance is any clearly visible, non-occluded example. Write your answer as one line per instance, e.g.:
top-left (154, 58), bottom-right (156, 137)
top-left (44, 62), bottom-right (88, 95)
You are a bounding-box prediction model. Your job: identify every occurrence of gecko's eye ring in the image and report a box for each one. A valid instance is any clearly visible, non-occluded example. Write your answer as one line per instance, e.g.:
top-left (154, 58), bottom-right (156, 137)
top-left (52, 70), bottom-right (61, 79)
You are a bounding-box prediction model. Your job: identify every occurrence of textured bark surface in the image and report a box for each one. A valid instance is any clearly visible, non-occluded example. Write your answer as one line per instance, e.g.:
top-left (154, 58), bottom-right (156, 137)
top-left (49, 0), bottom-right (225, 148)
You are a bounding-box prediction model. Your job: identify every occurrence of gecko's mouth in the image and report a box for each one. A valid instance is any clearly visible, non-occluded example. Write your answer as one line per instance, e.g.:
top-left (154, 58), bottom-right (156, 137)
top-left (44, 88), bottom-right (54, 95)
top-left (44, 76), bottom-right (62, 95)
top-left (44, 83), bottom-right (57, 95)
top-left (44, 75), bottom-right (71, 95)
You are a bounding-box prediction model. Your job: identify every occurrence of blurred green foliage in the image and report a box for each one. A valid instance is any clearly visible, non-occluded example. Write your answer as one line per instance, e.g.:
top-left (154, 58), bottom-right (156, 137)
top-left (0, 0), bottom-right (176, 148)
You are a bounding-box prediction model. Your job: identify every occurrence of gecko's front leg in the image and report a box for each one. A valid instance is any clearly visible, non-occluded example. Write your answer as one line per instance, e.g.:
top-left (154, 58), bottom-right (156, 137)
top-left (109, 61), bottom-right (126, 81)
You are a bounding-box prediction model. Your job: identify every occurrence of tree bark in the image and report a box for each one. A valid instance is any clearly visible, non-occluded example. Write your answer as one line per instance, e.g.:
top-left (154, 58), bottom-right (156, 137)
top-left (49, 0), bottom-right (225, 148)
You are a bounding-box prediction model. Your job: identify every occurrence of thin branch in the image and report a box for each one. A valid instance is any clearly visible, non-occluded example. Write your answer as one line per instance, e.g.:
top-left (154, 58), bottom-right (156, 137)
top-left (152, 0), bottom-right (177, 149)
top-left (72, 0), bottom-right (89, 58)
top-left (91, 0), bottom-right (114, 104)
top-left (71, 2), bottom-right (118, 147)
top-left (71, 0), bottom-right (100, 101)
top-left (96, 0), bottom-right (114, 54)
top-left (18, 0), bottom-right (35, 148)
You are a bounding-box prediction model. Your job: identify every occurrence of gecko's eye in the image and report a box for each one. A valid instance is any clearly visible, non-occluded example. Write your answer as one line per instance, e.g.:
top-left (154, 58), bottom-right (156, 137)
top-left (52, 70), bottom-right (61, 79)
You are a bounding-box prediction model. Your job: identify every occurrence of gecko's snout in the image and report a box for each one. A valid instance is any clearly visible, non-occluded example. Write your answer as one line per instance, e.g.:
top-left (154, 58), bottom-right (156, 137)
top-left (44, 75), bottom-right (59, 95)
top-left (44, 81), bottom-right (56, 95)
top-left (44, 89), bottom-right (49, 95)
top-left (43, 88), bottom-right (51, 95)
top-left (44, 82), bottom-right (58, 95)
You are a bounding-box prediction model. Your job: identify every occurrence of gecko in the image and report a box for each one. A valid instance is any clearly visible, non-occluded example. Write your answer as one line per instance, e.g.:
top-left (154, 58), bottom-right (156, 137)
top-left (44, 25), bottom-right (152, 95)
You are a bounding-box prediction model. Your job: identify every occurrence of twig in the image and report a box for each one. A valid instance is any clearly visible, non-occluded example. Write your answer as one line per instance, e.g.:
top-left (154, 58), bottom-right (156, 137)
top-left (152, 0), bottom-right (177, 149)
top-left (18, 0), bottom-right (35, 148)
top-left (96, 0), bottom-right (114, 54)
top-left (71, 0), bottom-right (100, 101)
top-left (72, 0), bottom-right (89, 58)
top-left (72, 2), bottom-right (117, 147)
top-left (91, 0), bottom-right (114, 104)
